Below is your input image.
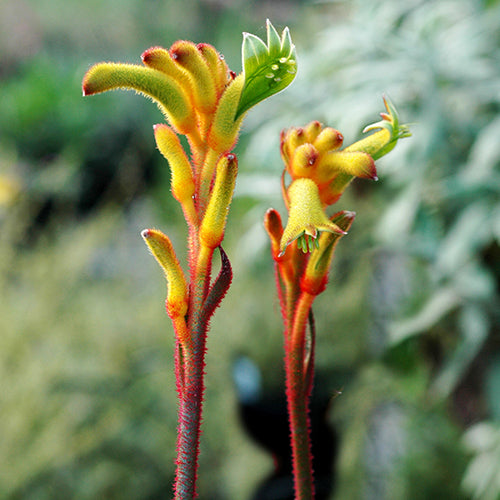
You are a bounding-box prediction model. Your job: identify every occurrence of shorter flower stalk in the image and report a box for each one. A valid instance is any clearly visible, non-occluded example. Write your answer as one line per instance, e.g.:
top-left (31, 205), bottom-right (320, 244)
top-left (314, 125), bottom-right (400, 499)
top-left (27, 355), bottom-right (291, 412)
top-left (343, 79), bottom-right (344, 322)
top-left (83, 20), bottom-right (296, 500)
top-left (265, 97), bottom-right (409, 499)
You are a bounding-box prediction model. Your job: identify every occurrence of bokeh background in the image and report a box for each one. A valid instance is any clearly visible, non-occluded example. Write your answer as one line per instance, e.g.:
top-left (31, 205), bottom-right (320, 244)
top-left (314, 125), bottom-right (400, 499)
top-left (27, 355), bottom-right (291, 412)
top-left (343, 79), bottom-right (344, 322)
top-left (1, 0), bottom-right (499, 498)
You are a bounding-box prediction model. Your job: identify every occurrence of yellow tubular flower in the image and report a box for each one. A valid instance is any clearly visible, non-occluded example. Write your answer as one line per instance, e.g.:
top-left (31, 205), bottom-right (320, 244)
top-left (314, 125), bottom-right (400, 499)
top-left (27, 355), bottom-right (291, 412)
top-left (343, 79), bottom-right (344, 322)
top-left (141, 229), bottom-right (189, 319)
top-left (279, 178), bottom-right (345, 256)
top-left (199, 153), bottom-right (238, 249)
top-left (207, 74), bottom-right (245, 153)
top-left (170, 40), bottom-right (217, 114)
top-left (153, 124), bottom-right (197, 224)
top-left (197, 43), bottom-right (229, 97)
top-left (82, 63), bottom-right (196, 135)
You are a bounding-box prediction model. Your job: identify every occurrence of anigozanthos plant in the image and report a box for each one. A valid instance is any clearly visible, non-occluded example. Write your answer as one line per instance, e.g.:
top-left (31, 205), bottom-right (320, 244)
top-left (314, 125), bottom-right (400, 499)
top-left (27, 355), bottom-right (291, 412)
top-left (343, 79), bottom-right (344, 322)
top-left (265, 97), bottom-right (410, 500)
top-left (83, 20), bottom-right (296, 500)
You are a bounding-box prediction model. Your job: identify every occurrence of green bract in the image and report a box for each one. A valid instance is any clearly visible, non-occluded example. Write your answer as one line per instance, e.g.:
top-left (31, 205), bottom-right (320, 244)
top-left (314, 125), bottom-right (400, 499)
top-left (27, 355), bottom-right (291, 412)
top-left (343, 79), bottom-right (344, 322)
top-left (361, 96), bottom-right (412, 160)
top-left (236, 19), bottom-right (297, 119)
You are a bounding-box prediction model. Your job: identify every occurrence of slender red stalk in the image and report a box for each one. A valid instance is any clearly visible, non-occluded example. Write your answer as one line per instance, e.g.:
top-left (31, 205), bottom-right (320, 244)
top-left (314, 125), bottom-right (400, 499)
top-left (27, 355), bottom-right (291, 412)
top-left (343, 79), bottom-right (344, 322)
top-left (174, 346), bottom-right (206, 498)
top-left (173, 244), bottom-right (214, 499)
top-left (285, 290), bottom-right (316, 500)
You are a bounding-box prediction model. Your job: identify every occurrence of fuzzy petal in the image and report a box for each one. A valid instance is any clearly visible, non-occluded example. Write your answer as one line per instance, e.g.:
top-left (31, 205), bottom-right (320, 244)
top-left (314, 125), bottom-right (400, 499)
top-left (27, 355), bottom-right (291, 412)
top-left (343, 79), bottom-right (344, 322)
top-left (82, 63), bottom-right (195, 134)
top-left (279, 178), bottom-right (345, 256)
top-left (316, 150), bottom-right (378, 183)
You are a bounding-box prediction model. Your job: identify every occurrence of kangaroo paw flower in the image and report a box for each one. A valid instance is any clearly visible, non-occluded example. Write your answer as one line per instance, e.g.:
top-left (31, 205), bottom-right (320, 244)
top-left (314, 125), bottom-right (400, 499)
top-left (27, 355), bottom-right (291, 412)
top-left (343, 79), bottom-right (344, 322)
top-left (141, 229), bottom-right (189, 320)
top-left (280, 178), bottom-right (345, 256)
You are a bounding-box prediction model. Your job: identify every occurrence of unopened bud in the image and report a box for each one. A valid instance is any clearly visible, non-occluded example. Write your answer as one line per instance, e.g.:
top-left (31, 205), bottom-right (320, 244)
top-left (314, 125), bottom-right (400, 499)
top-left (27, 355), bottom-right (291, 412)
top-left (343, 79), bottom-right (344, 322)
top-left (199, 153), bottom-right (238, 249)
top-left (170, 40), bottom-right (217, 114)
top-left (141, 229), bottom-right (188, 319)
top-left (154, 124), bottom-right (195, 205)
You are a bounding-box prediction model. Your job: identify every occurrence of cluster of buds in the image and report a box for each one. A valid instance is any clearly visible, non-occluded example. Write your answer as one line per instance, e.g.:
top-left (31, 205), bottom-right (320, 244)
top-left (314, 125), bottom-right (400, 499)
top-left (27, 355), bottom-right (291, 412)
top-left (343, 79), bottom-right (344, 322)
top-left (272, 96), bottom-right (411, 259)
top-left (266, 97), bottom-right (410, 322)
top-left (83, 22), bottom-right (299, 498)
top-left (265, 99), bottom-right (409, 498)
top-left (82, 21), bottom-right (297, 346)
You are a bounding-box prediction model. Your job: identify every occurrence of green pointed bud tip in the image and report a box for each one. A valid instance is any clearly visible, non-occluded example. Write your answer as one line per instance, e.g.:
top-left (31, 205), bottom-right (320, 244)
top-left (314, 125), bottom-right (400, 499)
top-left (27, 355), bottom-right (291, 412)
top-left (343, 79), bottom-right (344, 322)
top-left (363, 96), bottom-right (411, 141)
top-left (236, 20), bottom-right (297, 119)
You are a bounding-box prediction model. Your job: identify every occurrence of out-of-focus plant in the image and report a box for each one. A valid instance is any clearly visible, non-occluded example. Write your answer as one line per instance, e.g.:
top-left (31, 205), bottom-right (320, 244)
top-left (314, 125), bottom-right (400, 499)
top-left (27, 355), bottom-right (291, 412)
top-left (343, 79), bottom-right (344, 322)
top-left (240, 0), bottom-right (500, 497)
top-left (265, 99), bottom-right (409, 498)
top-left (82, 20), bottom-right (296, 498)
top-left (462, 421), bottom-right (500, 500)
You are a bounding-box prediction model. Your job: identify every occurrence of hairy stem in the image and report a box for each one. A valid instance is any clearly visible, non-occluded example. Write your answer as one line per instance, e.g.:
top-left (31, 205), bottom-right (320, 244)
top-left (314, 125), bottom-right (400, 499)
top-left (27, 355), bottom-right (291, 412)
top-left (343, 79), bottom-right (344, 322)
top-left (285, 291), bottom-right (316, 500)
top-left (174, 244), bottom-right (214, 499)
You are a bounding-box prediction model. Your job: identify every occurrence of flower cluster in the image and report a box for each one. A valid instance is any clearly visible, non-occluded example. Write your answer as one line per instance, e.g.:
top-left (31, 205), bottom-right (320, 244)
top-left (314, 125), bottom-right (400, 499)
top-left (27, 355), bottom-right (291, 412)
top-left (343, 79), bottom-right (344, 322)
top-left (275, 96), bottom-right (411, 257)
top-left (82, 21), bottom-right (297, 499)
top-left (265, 98), bottom-right (409, 499)
top-left (82, 20), bottom-right (297, 345)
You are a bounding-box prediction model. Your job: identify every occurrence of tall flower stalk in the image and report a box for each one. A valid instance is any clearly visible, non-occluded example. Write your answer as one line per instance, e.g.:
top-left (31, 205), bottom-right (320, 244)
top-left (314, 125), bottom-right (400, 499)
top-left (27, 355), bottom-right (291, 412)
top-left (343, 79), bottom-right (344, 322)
top-left (82, 20), bottom-right (296, 499)
top-left (265, 98), bottom-right (410, 499)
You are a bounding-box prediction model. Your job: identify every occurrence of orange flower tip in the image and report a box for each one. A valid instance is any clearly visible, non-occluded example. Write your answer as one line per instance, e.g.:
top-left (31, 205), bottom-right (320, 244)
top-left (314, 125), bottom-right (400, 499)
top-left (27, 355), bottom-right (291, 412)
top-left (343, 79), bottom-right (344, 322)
top-left (141, 229), bottom-right (152, 239)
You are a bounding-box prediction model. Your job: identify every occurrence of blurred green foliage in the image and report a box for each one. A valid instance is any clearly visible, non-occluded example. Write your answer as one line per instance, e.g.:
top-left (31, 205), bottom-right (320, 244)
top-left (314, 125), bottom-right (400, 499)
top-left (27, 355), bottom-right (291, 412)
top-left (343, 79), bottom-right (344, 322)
top-left (1, 0), bottom-right (499, 498)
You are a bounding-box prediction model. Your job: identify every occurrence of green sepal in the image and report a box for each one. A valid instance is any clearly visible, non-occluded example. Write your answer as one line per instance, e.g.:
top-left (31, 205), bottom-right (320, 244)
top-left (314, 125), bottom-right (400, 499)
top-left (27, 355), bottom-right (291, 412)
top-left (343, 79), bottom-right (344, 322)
top-left (360, 96), bottom-right (411, 160)
top-left (236, 19), bottom-right (297, 119)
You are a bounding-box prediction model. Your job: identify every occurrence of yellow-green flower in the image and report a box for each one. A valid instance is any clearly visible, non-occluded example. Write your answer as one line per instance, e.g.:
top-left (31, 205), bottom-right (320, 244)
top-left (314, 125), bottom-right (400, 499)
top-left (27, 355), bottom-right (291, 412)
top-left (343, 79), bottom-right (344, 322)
top-left (280, 178), bottom-right (345, 255)
top-left (280, 97), bottom-right (410, 208)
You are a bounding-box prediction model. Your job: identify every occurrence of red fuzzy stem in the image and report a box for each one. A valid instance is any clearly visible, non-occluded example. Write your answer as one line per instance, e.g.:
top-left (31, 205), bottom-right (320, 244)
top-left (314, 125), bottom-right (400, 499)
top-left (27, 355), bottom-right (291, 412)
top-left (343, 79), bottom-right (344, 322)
top-left (173, 245), bottom-right (214, 499)
top-left (174, 344), bottom-right (206, 499)
top-left (285, 290), bottom-right (316, 500)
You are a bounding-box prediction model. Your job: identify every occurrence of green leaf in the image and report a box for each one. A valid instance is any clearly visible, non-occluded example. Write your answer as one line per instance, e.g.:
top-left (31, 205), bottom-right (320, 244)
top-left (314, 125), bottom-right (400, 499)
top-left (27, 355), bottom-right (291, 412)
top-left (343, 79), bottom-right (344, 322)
top-left (236, 19), bottom-right (297, 119)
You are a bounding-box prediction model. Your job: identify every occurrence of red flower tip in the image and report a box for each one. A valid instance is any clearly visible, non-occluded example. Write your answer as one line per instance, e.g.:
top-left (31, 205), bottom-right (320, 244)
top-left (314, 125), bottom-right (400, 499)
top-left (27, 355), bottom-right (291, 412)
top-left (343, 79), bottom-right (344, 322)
top-left (196, 42), bottom-right (210, 52)
top-left (141, 46), bottom-right (162, 63)
top-left (169, 40), bottom-right (194, 63)
top-left (368, 162), bottom-right (378, 181)
top-left (82, 78), bottom-right (95, 96)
